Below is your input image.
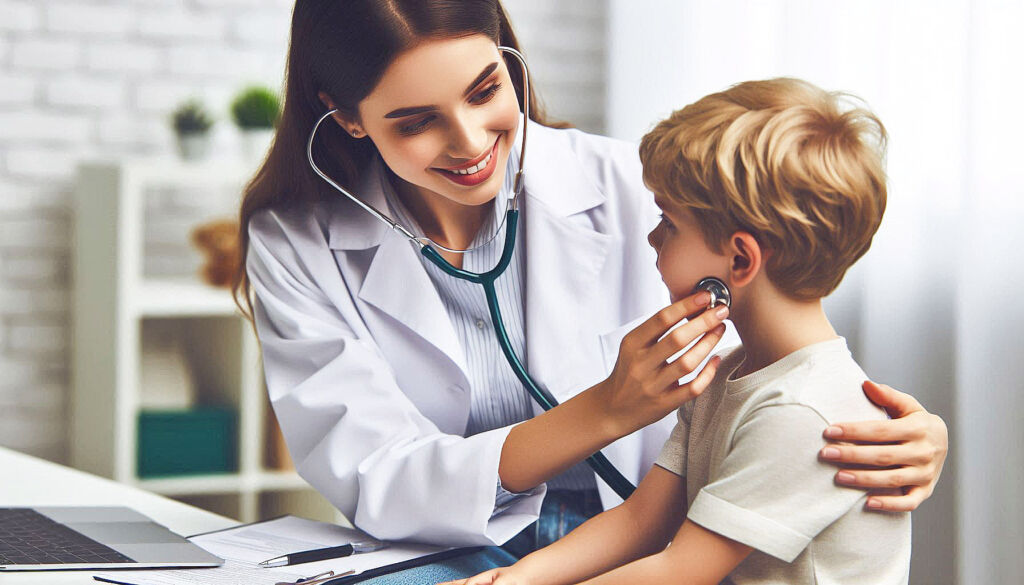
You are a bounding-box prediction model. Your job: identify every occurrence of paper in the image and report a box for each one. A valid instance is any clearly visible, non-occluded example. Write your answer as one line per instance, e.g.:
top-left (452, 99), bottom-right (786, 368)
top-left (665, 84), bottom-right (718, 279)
top-left (94, 515), bottom-right (449, 585)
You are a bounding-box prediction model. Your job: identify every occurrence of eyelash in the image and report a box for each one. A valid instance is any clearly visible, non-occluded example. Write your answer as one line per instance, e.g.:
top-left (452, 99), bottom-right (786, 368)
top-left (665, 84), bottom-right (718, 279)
top-left (397, 82), bottom-right (503, 136)
top-left (470, 82), bottom-right (502, 104)
top-left (659, 213), bottom-right (674, 229)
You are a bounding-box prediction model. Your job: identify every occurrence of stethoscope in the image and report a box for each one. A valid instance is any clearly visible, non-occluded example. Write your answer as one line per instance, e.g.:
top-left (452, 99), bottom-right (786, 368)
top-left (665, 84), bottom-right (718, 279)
top-left (307, 46), bottom-right (732, 501)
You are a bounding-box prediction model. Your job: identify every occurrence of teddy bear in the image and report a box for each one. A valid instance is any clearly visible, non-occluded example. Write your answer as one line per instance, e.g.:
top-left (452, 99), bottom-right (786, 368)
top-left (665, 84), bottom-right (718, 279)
top-left (190, 219), bottom-right (240, 288)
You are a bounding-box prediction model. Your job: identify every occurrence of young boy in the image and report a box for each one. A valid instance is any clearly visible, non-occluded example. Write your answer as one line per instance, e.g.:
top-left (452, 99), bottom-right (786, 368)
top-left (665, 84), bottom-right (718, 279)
top-left (445, 78), bottom-right (911, 584)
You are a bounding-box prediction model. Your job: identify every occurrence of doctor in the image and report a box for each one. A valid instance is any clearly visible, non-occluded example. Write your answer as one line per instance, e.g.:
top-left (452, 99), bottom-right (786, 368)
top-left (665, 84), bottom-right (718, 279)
top-left (234, 0), bottom-right (948, 566)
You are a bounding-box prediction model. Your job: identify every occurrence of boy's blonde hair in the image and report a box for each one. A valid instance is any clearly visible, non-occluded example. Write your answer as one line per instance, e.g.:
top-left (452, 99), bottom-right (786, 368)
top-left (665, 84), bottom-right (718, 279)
top-left (640, 78), bottom-right (887, 300)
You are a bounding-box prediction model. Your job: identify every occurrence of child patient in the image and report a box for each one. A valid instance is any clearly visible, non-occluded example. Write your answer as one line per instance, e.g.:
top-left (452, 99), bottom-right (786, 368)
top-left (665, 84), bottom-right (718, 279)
top-left (444, 78), bottom-right (911, 584)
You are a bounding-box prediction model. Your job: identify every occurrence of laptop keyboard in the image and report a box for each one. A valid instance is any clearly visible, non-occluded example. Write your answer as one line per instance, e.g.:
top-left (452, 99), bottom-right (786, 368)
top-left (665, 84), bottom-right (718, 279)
top-left (0, 508), bottom-right (135, 566)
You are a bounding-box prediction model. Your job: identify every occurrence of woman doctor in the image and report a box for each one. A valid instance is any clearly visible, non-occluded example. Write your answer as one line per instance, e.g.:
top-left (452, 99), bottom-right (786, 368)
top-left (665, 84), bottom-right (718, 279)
top-left (235, 0), bottom-right (948, 567)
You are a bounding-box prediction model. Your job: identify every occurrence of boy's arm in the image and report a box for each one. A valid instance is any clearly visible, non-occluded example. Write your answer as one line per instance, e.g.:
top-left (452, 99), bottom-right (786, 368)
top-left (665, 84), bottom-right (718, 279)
top-left (579, 519), bottom-right (751, 585)
top-left (515, 466), bottom-right (688, 585)
top-left (446, 465), bottom-right (688, 585)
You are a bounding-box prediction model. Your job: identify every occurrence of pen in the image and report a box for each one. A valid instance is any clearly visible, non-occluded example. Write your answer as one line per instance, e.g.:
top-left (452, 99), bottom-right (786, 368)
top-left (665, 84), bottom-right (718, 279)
top-left (260, 541), bottom-right (387, 567)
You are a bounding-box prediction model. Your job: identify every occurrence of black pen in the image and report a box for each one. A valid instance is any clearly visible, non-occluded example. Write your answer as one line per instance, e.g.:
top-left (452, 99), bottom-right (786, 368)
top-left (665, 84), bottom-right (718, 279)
top-left (259, 541), bottom-right (388, 568)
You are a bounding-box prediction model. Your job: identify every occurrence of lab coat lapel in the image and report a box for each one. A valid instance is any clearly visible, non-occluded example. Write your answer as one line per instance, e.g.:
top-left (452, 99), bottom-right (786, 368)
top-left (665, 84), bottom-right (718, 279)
top-left (328, 160), bottom-right (469, 381)
top-left (523, 129), bottom-right (613, 401)
top-left (358, 232), bottom-right (469, 378)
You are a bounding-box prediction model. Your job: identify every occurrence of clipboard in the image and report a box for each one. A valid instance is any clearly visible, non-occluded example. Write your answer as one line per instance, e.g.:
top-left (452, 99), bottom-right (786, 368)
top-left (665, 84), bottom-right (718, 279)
top-left (91, 515), bottom-right (462, 585)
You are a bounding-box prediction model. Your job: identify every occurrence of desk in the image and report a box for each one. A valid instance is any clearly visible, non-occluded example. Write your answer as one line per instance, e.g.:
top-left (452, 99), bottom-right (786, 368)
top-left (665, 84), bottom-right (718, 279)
top-left (0, 446), bottom-right (238, 584)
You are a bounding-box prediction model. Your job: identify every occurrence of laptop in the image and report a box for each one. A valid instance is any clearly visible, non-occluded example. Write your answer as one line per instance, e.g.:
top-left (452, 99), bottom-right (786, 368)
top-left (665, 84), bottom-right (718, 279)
top-left (0, 507), bottom-right (223, 571)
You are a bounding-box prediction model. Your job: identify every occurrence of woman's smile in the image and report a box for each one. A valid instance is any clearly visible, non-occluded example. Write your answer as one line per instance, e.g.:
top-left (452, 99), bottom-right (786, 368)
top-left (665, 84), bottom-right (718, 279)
top-left (432, 134), bottom-right (502, 187)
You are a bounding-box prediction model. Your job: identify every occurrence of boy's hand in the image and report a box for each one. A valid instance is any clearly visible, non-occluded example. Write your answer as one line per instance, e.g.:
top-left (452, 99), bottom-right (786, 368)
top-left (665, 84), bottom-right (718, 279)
top-left (596, 291), bottom-right (728, 437)
top-left (818, 380), bottom-right (948, 512)
top-left (438, 566), bottom-right (530, 585)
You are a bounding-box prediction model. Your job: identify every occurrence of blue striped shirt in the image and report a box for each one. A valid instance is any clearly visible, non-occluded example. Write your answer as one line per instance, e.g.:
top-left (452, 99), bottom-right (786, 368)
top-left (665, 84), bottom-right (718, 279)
top-left (381, 152), bottom-right (597, 511)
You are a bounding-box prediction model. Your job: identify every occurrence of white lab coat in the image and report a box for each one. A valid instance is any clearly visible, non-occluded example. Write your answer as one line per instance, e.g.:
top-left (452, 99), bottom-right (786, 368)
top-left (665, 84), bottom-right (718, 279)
top-left (247, 121), bottom-right (681, 546)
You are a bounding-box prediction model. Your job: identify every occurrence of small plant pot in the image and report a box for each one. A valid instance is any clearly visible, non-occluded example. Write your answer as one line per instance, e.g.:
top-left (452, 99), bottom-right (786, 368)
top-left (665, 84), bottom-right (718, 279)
top-left (240, 128), bottom-right (275, 161)
top-left (177, 132), bottom-right (211, 161)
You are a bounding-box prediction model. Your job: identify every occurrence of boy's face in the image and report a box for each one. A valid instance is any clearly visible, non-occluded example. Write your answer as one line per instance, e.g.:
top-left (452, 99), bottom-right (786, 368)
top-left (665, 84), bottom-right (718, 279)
top-left (648, 196), bottom-right (729, 303)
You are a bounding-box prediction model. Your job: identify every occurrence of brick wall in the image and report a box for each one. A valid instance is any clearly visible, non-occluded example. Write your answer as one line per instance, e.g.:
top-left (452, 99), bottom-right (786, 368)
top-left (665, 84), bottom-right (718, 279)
top-left (0, 0), bottom-right (607, 463)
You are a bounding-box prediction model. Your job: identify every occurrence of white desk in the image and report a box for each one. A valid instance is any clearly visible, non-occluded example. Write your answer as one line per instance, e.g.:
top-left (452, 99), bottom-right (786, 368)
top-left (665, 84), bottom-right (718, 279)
top-left (0, 446), bottom-right (238, 583)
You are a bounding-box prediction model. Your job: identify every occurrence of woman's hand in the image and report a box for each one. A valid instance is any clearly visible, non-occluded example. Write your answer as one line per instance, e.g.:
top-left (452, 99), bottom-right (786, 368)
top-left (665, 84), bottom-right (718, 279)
top-left (498, 291), bottom-right (728, 494)
top-left (819, 380), bottom-right (949, 512)
top-left (596, 291), bottom-right (729, 437)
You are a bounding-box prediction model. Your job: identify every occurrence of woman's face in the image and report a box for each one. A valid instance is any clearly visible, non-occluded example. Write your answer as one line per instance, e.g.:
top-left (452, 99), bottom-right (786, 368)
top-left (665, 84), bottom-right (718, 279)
top-left (353, 34), bottom-right (522, 208)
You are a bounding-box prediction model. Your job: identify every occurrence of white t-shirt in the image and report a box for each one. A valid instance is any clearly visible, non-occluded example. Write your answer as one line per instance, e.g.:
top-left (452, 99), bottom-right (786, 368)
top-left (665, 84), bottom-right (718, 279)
top-left (655, 337), bottom-right (911, 584)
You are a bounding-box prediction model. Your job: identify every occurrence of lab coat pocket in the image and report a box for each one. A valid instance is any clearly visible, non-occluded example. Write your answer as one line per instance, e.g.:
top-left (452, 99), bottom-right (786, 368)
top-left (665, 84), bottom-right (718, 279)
top-left (534, 320), bottom-right (642, 411)
top-left (598, 315), bottom-right (649, 377)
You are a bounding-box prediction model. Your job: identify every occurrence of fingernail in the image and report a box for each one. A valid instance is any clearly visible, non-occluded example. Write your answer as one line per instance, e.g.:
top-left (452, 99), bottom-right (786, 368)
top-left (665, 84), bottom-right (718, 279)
top-left (837, 471), bottom-right (856, 483)
top-left (824, 426), bottom-right (843, 438)
top-left (867, 498), bottom-right (883, 509)
top-left (821, 447), bottom-right (841, 459)
top-left (715, 306), bottom-right (729, 319)
top-left (695, 291), bottom-right (711, 305)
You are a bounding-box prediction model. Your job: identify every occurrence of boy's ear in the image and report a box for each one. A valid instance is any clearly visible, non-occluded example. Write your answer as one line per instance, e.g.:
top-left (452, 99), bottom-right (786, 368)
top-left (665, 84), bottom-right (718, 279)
top-left (727, 231), bottom-right (762, 288)
top-left (317, 91), bottom-right (367, 138)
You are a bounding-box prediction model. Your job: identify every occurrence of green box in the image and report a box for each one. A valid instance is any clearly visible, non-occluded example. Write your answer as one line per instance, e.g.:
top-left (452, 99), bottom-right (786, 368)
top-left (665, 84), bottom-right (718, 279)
top-left (137, 408), bottom-right (237, 477)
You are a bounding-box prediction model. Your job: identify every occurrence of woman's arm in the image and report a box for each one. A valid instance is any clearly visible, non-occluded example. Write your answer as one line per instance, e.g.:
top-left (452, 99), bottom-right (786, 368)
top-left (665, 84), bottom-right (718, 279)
top-left (819, 381), bottom-right (949, 512)
top-left (498, 296), bottom-right (729, 492)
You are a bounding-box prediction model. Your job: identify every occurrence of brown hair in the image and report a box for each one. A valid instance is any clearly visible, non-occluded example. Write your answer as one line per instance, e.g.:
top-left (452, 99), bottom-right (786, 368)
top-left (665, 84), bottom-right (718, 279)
top-left (232, 0), bottom-right (562, 319)
top-left (640, 78), bottom-right (888, 300)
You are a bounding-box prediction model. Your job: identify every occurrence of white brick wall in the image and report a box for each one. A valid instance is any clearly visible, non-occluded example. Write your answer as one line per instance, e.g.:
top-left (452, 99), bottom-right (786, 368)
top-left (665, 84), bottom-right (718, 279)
top-left (86, 43), bottom-right (162, 73)
top-left (0, 0), bottom-right (293, 463)
top-left (0, 1), bottom-right (41, 33)
top-left (0, 0), bottom-right (608, 464)
top-left (45, 3), bottom-right (136, 36)
top-left (11, 38), bottom-right (81, 70)
top-left (0, 74), bottom-right (36, 105)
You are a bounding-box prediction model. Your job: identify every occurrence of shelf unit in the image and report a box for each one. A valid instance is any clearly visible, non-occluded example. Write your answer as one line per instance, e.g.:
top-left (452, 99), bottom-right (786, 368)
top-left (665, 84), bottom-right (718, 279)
top-left (71, 158), bottom-right (342, 524)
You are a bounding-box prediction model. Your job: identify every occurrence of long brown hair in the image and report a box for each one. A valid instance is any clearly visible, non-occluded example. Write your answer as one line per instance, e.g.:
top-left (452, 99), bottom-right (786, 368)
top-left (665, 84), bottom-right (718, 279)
top-left (232, 0), bottom-right (562, 320)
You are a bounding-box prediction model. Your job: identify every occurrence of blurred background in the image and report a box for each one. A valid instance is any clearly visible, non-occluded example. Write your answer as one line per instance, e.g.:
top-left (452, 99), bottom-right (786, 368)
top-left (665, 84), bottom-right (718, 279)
top-left (0, 1), bottom-right (1020, 584)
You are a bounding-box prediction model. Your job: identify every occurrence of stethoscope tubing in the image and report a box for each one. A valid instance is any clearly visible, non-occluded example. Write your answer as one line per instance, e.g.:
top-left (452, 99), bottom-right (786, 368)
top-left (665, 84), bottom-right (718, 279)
top-left (421, 212), bottom-right (637, 500)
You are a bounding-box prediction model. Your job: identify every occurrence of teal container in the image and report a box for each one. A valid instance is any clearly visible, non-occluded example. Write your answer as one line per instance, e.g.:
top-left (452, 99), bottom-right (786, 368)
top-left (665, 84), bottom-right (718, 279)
top-left (137, 408), bottom-right (237, 477)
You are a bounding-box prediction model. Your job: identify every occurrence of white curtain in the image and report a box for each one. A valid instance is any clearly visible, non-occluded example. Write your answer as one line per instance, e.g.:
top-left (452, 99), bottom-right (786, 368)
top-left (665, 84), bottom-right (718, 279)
top-left (605, 2), bottom-right (1023, 583)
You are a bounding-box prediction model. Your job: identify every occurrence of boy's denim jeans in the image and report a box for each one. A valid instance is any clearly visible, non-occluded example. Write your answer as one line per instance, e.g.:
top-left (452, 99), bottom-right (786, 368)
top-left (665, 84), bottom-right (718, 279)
top-left (359, 489), bottom-right (602, 584)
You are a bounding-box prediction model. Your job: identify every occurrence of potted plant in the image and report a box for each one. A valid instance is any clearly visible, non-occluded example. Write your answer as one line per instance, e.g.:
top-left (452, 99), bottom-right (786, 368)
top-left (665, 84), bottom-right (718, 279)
top-left (230, 86), bottom-right (281, 160)
top-left (171, 99), bottom-right (214, 161)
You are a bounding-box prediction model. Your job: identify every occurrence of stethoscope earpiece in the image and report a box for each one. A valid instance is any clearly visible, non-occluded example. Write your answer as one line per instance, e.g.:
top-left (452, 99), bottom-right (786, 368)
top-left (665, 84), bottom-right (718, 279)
top-left (695, 277), bottom-right (731, 309)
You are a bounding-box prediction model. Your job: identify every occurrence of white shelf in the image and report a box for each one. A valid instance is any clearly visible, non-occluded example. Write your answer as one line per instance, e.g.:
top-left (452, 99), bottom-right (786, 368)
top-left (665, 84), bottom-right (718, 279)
top-left (134, 278), bottom-right (239, 318)
top-left (137, 471), bottom-right (309, 497)
top-left (83, 156), bottom-right (256, 188)
top-left (71, 158), bottom-right (331, 525)
top-left (138, 474), bottom-right (247, 496)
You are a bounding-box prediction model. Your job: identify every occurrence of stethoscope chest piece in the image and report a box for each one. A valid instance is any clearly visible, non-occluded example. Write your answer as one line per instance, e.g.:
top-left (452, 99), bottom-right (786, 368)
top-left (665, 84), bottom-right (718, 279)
top-left (695, 277), bottom-right (731, 309)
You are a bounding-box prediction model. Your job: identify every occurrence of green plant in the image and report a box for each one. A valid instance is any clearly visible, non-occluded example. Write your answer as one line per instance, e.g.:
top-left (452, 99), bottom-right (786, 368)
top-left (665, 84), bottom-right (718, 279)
top-left (230, 86), bottom-right (281, 130)
top-left (171, 100), bottom-right (214, 135)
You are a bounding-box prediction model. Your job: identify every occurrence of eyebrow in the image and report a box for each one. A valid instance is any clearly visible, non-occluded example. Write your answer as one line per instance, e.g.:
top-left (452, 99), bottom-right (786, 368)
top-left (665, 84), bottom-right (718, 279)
top-left (463, 62), bottom-right (499, 96)
top-left (383, 62), bottom-right (499, 119)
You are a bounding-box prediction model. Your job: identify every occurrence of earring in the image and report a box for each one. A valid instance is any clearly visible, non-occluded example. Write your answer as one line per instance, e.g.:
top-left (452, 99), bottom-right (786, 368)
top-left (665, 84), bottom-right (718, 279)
top-left (348, 128), bottom-right (365, 138)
